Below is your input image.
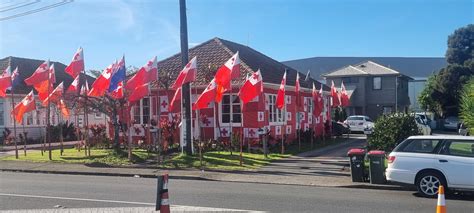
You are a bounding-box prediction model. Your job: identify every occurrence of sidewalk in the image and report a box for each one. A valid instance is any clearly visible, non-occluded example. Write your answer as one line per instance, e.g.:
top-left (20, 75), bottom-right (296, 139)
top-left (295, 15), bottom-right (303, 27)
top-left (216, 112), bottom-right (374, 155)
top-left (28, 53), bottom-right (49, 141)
top-left (0, 136), bottom-right (399, 189)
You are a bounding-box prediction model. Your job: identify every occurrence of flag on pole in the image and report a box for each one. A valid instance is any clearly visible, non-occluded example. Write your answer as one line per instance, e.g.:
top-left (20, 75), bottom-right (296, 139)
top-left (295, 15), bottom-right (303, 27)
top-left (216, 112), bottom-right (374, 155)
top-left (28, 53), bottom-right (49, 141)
top-left (24, 60), bottom-right (49, 86)
top-left (169, 87), bottom-right (182, 112)
top-left (125, 56), bottom-right (158, 90)
top-left (108, 56), bottom-right (126, 92)
top-left (109, 81), bottom-right (124, 99)
top-left (58, 99), bottom-right (70, 118)
top-left (88, 63), bottom-right (114, 97)
top-left (214, 52), bottom-right (240, 103)
top-left (295, 72), bottom-right (301, 108)
top-left (276, 71), bottom-right (286, 109)
top-left (65, 47), bottom-right (84, 78)
top-left (193, 79), bottom-right (217, 110)
top-left (340, 81), bottom-right (350, 107)
top-left (11, 66), bottom-right (20, 88)
top-left (35, 63), bottom-right (56, 101)
top-left (0, 66), bottom-right (12, 97)
top-left (42, 82), bottom-right (64, 106)
top-left (238, 69), bottom-right (263, 105)
top-left (12, 90), bottom-right (36, 124)
top-left (331, 80), bottom-right (340, 107)
top-left (67, 75), bottom-right (80, 93)
top-left (128, 83), bottom-right (150, 103)
top-left (171, 56), bottom-right (197, 90)
top-left (313, 83), bottom-right (324, 116)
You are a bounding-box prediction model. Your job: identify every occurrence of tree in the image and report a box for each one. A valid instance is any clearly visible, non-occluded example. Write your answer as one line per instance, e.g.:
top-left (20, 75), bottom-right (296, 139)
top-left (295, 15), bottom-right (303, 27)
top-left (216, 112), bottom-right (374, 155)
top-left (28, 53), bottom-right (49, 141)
top-left (460, 77), bottom-right (474, 133)
top-left (446, 24), bottom-right (474, 65)
top-left (368, 113), bottom-right (421, 152)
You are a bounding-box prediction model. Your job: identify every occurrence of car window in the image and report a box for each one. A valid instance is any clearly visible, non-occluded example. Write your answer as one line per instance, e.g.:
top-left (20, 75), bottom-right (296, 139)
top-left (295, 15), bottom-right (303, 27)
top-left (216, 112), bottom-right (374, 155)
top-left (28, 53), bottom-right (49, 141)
top-left (347, 117), bottom-right (363, 121)
top-left (441, 140), bottom-right (474, 158)
top-left (366, 118), bottom-right (373, 122)
top-left (400, 139), bottom-right (440, 153)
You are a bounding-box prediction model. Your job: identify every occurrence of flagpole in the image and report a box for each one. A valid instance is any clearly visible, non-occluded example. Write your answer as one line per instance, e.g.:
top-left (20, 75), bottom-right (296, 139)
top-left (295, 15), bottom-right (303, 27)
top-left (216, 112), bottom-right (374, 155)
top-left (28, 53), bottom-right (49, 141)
top-left (47, 64), bottom-right (52, 160)
top-left (239, 100), bottom-right (244, 166)
top-left (9, 69), bottom-right (18, 159)
top-left (147, 85), bottom-right (152, 150)
top-left (229, 83), bottom-right (233, 155)
top-left (21, 115), bottom-right (27, 156)
top-left (59, 106), bottom-right (64, 155)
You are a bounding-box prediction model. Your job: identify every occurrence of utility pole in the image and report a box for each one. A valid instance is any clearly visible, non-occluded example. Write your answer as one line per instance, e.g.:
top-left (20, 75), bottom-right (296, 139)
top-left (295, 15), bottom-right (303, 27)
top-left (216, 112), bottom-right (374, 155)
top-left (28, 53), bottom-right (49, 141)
top-left (180, 0), bottom-right (192, 155)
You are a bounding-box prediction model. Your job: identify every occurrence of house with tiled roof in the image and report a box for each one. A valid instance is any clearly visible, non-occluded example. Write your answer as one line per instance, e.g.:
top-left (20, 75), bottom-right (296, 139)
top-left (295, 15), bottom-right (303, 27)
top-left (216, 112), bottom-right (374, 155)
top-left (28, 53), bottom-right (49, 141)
top-left (322, 61), bottom-right (412, 119)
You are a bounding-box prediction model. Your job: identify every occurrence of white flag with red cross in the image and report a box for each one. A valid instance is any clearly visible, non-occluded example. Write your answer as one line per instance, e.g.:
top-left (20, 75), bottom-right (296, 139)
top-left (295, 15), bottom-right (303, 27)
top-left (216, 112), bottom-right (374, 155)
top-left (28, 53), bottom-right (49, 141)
top-left (244, 128), bottom-right (259, 139)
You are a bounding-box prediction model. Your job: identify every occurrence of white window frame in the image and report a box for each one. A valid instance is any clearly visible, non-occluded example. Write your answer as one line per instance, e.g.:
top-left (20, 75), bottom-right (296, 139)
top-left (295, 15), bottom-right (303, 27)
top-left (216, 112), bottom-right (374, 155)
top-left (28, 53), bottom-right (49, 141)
top-left (133, 97), bottom-right (150, 125)
top-left (305, 97), bottom-right (314, 114)
top-left (373, 77), bottom-right (382, 90)
top-left (219, 94), bottom-right (242, 127)
top-left (266, 94), bottom-right (285, 126)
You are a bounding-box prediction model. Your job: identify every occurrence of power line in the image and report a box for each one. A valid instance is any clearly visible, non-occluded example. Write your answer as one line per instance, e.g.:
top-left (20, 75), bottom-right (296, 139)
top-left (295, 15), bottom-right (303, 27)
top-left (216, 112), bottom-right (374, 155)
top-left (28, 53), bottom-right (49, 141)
top-left (0, 0), bottom-right (40, 13)
top-left (0, 0), bottom-right (73, 22)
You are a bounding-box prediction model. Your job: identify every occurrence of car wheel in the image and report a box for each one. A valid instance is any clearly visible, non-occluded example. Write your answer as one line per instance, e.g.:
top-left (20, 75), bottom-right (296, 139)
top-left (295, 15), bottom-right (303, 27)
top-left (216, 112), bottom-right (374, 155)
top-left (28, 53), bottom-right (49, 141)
top-left (416, 171), bottom-right (447, 198)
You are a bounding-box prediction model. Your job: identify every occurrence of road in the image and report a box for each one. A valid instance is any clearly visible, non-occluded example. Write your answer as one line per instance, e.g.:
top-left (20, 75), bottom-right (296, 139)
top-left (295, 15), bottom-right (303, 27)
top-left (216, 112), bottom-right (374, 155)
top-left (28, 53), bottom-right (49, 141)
top-left (1, 172), bottom-right (473, 212)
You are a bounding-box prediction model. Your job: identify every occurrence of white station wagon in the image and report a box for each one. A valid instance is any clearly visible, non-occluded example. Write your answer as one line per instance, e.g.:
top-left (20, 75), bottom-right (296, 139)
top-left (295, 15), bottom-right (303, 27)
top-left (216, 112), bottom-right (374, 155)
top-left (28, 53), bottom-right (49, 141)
top-left (386, 135), bottom-right (474, 197)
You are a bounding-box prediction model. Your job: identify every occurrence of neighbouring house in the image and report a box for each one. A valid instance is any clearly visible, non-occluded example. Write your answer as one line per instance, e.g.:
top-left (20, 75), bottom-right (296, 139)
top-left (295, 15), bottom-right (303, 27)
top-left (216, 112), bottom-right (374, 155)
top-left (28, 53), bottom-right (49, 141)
top-left (321, 61), bottom-right (412, 120)
top-left (282, 57), bottom-right (446, 112)
top-left (125, 37), bottom-right (331, 146)
top-left (0, 56), bottom-right (107, 141)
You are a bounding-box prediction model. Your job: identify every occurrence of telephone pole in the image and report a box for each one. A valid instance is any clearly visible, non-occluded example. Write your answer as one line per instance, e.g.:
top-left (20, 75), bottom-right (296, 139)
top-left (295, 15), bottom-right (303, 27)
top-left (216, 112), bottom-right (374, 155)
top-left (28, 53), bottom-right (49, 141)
top-left (180, 0), bottom-right (192, 155)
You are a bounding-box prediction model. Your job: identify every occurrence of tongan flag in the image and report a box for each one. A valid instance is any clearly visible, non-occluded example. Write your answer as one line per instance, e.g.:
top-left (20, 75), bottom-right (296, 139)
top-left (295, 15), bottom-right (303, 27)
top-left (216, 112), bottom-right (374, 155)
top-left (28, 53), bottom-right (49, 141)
top-left (58, 99), bottom-right (70, 118)
top-left (0, 66), bottom-right (12, 97)
top-left (108, 56), bottom-right (126, 92)
top-left (12, 90), bottom-right (36, 124)
top-left (331, 80), bottom-right (340, 107)
top-left (128, 83), bottom-right (150, 103)
top-left (67, 75), bottom-right (80, 93)
top-left (313, 83), bottom-right (323, 117)
top-left (125, 56), bottom-right (158, 90)
top-left (275, 71), bottom-right (286, 109)
top-left (88, 63), bottom-right (114, 97)
top-left (340, 81), bottom-right (350, 107)
top-left (24, 60), bottom-right (49, 86)
top-left (193, 78), bottom-right (217, 110)
top-left (238, 69), bottom-right (263, 105)
top-left (295, 72), bottom-right (301, 107)
top-left (11, 66), bottom-right (20, 88)
top-left (65, 47), bottom-right (84, 78)
top-left (42, 82), bottom-right (64, 106)
top-left (171, 56), bottom-right (197, 90)
top-left (169, 87), bottom-right (181, 112)
top-left (214, 52), bottom-right (240, 102)
top-left (34, 63), bottom-right (56, 101)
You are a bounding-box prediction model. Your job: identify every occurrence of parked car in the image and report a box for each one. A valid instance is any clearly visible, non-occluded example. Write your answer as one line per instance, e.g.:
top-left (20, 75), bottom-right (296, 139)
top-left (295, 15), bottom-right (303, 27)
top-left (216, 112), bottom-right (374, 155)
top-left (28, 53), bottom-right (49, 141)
top-left (444, 116), bottom-right (460, 130)
top-left (415, 116), bottom-right (432, 135)
top-left (344, 115), bottom-right (374, 132)
top-left (386, 135), bottom-right (474, 197)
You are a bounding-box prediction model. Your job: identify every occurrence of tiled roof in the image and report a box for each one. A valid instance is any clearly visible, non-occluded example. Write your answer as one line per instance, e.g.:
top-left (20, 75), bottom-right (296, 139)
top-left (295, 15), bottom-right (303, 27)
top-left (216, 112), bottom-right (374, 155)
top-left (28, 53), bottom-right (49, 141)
top-left (322, 61), bottom-right (409, 78)
top-left (0, 56), bottom-right (94, 94)
top-left (154, 37), bottom-right (328, 91)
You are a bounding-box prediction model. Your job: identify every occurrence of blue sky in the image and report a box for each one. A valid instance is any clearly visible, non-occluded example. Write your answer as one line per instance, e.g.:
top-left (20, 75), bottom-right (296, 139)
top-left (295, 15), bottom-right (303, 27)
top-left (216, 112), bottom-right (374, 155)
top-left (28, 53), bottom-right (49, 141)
top-left (0, 0), bottom-right (472, 70)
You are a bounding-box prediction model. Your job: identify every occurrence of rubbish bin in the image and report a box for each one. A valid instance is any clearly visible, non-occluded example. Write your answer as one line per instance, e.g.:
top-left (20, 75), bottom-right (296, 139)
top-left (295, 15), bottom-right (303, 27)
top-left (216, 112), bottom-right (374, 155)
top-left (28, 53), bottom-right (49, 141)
top-left (347, 148), bottom-right (366, 182)
top-left (368, 150), bottom-right (386, 184)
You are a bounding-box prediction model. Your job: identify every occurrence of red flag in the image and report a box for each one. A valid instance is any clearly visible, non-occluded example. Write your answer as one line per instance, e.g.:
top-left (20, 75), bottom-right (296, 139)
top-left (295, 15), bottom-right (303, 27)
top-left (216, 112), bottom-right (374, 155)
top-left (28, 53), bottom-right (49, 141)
top-left (0, 66), bottom-right (12, 97)
top-left (12, 90), bottom-right (36, 124)
top-left (276, 71), bottom-right (286, 109)
top-left (125, 56), bottom-right (158, 90)
top-left (109, 81), bottom-right (124, 99)
top-left (58, 99), bottom-right (70, 118)
top-left (65, 47), bottom-right (84, 78)
top-left (295, 72), bottom-right (301, 107)
top-left (214, 52), bottom-right (240, 102)
top-left (340, 81), bottom-right (350, 107)
top-left (42, 82), bottom-right (64, 106)
top-left (331, 80), bottom-right (340, 107)
top-left (169, 87), bottom-right (181, 112)
top-left (128, 83), bottom-right (150, 103)
top-left (24, 60), bottom-right (49, 86)
top-left (171, 56), bottom-right (197, 90)
top-left (88, 63), bottom-right (114, 97)
top-left (238, 69), bottom-right (263, 105)
top-left (67, 75), bottom-right (80, 93)
top-left (313, 83), bottom-right (324, 116)
top-left (193, 79), bottom-right (217, 110)
top-left (34, 63), bottom-right (56, 101)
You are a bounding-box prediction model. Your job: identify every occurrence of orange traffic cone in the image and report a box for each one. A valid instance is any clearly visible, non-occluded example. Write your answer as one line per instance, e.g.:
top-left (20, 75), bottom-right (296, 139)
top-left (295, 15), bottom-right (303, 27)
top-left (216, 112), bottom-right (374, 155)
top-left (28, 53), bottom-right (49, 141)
top-left (160, 174), bottom-right (170, 213)
top-left (436, 185), bottom-right (446, 213)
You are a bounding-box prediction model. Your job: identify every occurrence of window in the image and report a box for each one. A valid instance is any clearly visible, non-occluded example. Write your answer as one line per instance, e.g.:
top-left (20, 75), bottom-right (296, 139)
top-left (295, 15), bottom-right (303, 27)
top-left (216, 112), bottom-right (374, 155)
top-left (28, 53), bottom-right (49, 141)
top-left (373, 77), bottom-right (382, 90)
top-left (306, 97), bottom-right (313, 114)
top-left (26, 112), bottom-right (34, 125)
top-left (347, 116), bottom-right (364, 121)
top-left (0, 100), bottom-right (4, 126)
top-left (441, 140), bottom-right (474, 158)
top-left (267, 94), bottom-right (285, 124)
top-left (221, 94), bottom-right (241, 124)
top-left (133, 97), bottom-right (150, 124)
top-left (401, 139), bottom-right (440, 153)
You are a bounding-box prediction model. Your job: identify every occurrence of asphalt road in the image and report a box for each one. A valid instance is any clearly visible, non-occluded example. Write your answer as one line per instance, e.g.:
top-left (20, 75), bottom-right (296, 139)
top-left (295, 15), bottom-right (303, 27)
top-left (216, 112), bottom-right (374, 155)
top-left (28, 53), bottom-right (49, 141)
top-left (1, 172), bottom-right (473, 212)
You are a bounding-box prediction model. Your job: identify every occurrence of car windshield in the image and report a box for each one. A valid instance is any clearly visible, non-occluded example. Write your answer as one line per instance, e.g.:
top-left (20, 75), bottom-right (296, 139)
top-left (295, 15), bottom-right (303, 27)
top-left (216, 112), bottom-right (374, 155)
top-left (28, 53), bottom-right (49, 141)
top-left (347, 116), bottom-right (364, 121)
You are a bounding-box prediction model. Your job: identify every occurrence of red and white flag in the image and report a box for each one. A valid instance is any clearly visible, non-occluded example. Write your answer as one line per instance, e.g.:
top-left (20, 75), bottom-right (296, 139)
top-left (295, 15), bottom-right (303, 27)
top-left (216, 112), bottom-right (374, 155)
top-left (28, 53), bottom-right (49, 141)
top-left (65, 47), bottom-right (84, 78)
top-left (331, 80), bottom-right (340, 107)
top-left (128, 83), bottom-right (150, 103)
top-left (171, 56), bottom-right (197, 90)
top-left (313, 83), bottom-right (324, 116)
top-left (109, 81), bottom-right (123, 99)
top-left (42, 82), bottom-right (64, 106)
top-left (214, 52), bottom-right (240, 102)
top-left (58, 99), bottom-right (70, 118)
top-left (169, 87), bottom-right (181, 112)
top-left (295, 72), bottom-right (301, 107)
top-left (24, 60), bottom-right (49, 86)
top-left (238, 69), bottom-right (263, 105)
top-left (275, 71), bottom-right (286, 109)
top-left (193, 78), bottom-right (217, 110)
top-left (340, 81), bottom-right (350, 107)
top-left (67, 75), bottom-right (80, 93)
top-left (12, 90), bottom-right (36, 124)
top-left (125, 56), bottom-right (158, 90)
top-left (0, 66), bottom-right (12, 97)
top-left (34, 63), bottom-right (56, 101)
top-left (88, 63), bottom-right (114, 97)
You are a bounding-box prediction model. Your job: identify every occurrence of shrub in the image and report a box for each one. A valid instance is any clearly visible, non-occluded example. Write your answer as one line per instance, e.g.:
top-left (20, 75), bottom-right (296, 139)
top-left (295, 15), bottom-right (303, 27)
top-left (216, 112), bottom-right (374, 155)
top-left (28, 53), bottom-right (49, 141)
top-left (368, 113), bottom-right (421, 152)
top-left (460, 77), bottom-right (474, 133)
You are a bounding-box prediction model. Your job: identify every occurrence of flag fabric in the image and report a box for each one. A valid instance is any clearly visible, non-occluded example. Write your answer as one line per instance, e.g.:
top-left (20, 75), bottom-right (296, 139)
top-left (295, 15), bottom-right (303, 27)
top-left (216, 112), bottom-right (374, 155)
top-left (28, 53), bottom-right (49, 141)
top-left (295, 72), bottom-right (301, 107)
top-left (276, 71), bottom-right (286, 109)
top-left (125, 56), bottom-right (158, 91)
top-left (171, 56), bottom-right (197, 90)
top-left (24, 60), bottom-right (49, 86)
top-left (0, 66), bottom-right (12, 97)
top-left (65, 47), bottom-right (84, 78)
top-left (340, 81), bottom-right (350, 107)
top-left (88, 63), bottom-right (114, 97)
top-left (313, 83), bottom-right (324, 116)
top-left (304, 70), bottom-right (310, 81)
top-left (193, 79), bottom-right (217, 110)
top-left (109, 81), bottom-right (124, 99)
top-left (108, 56), bottom-right (126, 92)
top-left (169, 87), bottom-right (181, 112)
top-left (42, 82), bottom-right (64, 106)
top-left (214, 52), bottom-right (240, 102)
top-left (58, 99), bottom-right (70, 118)
top-left (331, 80), bottom-right (340, 107)
top-left (238, 69), bottom-right (263, 105)
top-left (67, 75), bottom-right (80, 93)
top-left (34, 63), bottom-right (56, 101)
top-left (12, 90), bottom-right (36, 124)
top-left (128, 83), bottom-right (150, 103)
top-left (11, 66), bottom-right (20, 88)
top-left (81, 79), bottom-right (89, 96)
